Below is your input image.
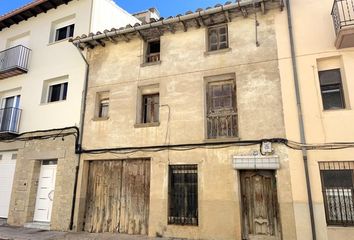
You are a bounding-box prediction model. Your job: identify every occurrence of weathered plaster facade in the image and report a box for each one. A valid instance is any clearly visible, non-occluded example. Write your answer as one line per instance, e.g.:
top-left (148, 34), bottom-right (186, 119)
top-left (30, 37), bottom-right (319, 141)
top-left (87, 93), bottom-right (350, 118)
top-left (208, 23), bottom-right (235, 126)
top-left (74, 7), bottom-right (298, 240)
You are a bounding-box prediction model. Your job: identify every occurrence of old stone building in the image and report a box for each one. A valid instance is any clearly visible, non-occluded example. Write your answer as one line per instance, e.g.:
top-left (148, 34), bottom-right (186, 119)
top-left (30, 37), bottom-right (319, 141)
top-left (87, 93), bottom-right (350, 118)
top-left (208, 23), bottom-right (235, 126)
top-left (71, 1), bottom-right (298, 239)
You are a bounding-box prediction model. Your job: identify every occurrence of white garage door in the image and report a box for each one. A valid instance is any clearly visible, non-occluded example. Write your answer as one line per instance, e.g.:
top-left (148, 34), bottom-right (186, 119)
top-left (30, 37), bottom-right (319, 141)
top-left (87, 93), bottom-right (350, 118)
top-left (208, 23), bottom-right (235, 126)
top-left (0, 151), bottom-right (17, 218)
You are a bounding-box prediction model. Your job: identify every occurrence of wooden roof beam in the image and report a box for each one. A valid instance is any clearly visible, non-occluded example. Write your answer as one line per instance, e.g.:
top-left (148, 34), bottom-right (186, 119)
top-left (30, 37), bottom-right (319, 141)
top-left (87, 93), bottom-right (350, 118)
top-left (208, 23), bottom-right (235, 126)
top-left (224, 10), bottom-right (231, 22)
top-left (181, 20), bottom-right (188, 32)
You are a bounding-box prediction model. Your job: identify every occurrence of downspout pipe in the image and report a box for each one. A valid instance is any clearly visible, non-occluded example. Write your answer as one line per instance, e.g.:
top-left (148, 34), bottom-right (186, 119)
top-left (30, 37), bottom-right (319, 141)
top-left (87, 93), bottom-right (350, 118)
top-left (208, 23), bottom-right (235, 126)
top-left (69, 42), bottom-right (90, 230)
top-left (285, 0), bottom-right (317, 239)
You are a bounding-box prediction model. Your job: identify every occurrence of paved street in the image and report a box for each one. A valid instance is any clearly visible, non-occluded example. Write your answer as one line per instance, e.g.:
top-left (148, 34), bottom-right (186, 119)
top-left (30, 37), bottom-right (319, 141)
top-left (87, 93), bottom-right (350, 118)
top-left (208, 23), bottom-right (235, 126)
top-left (0, 226), bottom-right (169, 240)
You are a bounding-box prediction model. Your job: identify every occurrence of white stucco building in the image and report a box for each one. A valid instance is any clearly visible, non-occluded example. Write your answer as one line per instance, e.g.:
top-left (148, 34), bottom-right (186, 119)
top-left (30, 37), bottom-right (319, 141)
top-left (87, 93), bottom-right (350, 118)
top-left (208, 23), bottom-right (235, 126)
top-left (0, 0), bottom-right (138, 230)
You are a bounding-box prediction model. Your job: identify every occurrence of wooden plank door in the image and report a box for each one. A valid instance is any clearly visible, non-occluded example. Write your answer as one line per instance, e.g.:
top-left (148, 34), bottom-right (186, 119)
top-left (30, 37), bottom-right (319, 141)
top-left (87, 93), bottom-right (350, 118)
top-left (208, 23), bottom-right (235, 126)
top-left (84, 160), bottom-right (150, 235)
top-left (240, 171), bottom-right (281, 240)
top-left (119, 159), bottom-right (150, 235)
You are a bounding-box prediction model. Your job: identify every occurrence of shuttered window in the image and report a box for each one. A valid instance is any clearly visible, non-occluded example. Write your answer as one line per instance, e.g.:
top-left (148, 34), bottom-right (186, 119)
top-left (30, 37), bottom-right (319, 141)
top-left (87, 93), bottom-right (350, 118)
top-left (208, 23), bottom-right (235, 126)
top-left (142, 93), bottom-right (159, 123)
top-left (206, 80), bottom-right (237, 139)
top-left (318, 69), bottom-right (345, 110)
top-left (168, 165), bottom-right (198, 226)
top-left (208, 25), bottom-right (228, 51)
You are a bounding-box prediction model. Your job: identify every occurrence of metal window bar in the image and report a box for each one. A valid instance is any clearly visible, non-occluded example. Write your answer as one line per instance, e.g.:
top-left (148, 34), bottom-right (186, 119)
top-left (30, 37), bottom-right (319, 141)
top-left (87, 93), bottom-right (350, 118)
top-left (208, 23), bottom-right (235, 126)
top-left (332, 0), bottom-right (354, 35)
top-left (207, 111), bottom-right (238, 139)
top-left (319, 161), bottom-right (354, 226)
top-left (0, 107), bottom-right (22, 133)
top-left (168, 165), bottom-right (198, 226)
top-left (0, 45), bottom-right (31, 73)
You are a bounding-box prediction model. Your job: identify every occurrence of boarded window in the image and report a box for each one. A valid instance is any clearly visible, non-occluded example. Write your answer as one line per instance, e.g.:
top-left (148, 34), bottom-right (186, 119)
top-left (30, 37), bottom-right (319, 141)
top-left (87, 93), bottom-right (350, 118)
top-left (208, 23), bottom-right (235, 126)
top-left (208, 25), bottom-right (228, 51)
top-left (319, 162), bottom-right (354, 226)
top-left (48, 82), bottom-right (68, 102)
top-left (146, 40), bottom-right (160, 63)
top-left (206, 80), bottom-right (237, 139)
top-left (142, 93), bottom-right (159, 123)
top-left (318, 69), bottom-right (345, 110)
top-left (168, 165), bottom-right (198, 226)
top-left (55, 24), bottom-right (75, 41)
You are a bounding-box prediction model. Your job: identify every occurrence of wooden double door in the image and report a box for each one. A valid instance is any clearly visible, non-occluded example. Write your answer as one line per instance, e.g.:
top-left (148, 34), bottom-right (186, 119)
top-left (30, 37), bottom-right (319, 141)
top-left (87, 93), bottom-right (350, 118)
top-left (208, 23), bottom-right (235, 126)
top-left (240, 171), bottom-right (281, 240)
top-left (84, 159), bottom-right (150, 235)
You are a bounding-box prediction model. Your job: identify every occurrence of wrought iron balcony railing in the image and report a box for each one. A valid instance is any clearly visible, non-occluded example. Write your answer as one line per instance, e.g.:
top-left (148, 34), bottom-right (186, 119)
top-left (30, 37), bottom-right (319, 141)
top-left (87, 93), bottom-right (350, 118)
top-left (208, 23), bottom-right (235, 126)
top-left (332, 0), bottom-right (354, 34)
top-left (0, 45), bottom-right (31, 80)
top-left (0, 107), bottom-right (22, 134)
top-left (207, 111), bottom-right (238, 139)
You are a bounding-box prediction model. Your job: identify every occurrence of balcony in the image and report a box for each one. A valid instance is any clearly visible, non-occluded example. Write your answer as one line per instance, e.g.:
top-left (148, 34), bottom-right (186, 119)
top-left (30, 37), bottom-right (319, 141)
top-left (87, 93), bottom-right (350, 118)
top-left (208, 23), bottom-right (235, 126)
top-left (0, 107), bottom-right (22, 136)
top-left (207, 111), bottom-right (238, 139)
top-left (0, 45), bottom-right (31, 80)
top-left (332, 0), bottom-right (354, 48)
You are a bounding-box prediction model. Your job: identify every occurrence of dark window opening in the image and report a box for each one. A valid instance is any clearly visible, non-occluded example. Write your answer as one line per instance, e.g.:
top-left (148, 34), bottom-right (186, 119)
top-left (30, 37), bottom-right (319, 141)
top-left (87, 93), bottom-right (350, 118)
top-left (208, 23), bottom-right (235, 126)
top-left (208, 25), bottom-right (228, 51)
top-left (146, 40), bottom-right (160, 63)
top-left (168, 165), bottom-right (198, 226)
top-left (142, 93), bottom-right (159, 123)
top-left (55, 24), bottom-right (75, 41)
top-left (48, 82), bottom-right (68, 102)
top-left (319, 162), bottom-right (354, 226)
top-left (98, 99), bottom-right (109, 118)
top-left (318, 69), bottom-right (345, 110)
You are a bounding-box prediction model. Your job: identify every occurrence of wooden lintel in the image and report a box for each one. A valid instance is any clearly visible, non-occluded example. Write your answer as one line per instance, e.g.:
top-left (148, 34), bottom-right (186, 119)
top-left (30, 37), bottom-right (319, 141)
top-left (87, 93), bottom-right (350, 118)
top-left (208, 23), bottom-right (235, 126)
top-left (96, 39), bottom-right (106, 47)
top-left (85, 42), bottom-right (95, 49)
top-left (241, 7), bottom-right (248, 17)
top-left (136, 31), bottom-right (146, 41)
top-left (47, 0), bottom-right (57, 9)
top-left (181, 21), bottom-right (188, 32)
top-left (197, 17), bottom-right (205, 27)
top-left (28, 9), bottom-right (38, 17)
top-left (122, 34), bottom-right (130, 42)
top-left (224, 11), bottom-right (231, 22)
top-left (37, 5), bottom-right (47, 13)
top-left (194, 18), bottom-right (201, 28)
top-left (167, 24), bottom-right (176, 34)
top-left (107, 35), bottom-right (118, 44)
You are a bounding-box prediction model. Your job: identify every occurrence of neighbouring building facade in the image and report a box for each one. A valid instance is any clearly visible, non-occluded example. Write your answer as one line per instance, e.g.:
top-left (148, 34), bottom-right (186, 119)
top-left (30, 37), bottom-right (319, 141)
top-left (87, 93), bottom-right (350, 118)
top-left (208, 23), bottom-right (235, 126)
top-left (275, 0), bottom-right (354, 239)
top-left (0, 0), bottom-right (138, 231)
top-left (71, 1), bottom-right (300, 239)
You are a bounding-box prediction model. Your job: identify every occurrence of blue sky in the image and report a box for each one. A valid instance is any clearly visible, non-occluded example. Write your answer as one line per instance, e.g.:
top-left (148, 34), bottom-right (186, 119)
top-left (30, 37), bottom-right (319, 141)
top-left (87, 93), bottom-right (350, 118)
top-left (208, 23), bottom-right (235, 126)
top-left (0, 0), bottom-right (226, 17)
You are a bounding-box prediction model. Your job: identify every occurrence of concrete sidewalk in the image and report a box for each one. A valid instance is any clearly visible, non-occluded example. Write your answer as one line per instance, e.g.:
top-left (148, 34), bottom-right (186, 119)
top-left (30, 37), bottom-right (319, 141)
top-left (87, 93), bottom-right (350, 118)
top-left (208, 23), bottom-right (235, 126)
top-left (0, 226), bottom-right (170, 240)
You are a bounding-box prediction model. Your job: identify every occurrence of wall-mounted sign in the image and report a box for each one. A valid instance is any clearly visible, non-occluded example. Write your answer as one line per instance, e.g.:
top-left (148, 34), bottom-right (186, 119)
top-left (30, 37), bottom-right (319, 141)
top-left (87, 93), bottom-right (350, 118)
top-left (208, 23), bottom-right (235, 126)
top-left (232, 155), bottom-right (280, 170)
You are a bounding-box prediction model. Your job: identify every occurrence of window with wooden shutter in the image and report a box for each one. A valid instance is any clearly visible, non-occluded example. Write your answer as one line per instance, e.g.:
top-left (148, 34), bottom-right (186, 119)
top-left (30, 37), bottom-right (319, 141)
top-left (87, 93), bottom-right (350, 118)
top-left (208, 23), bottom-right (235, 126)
top-left (206, 80), bottom-right (237, 139)
top-left (142, 93), bottom-right (159, 123)
top-left (208, 25), bottom-right (229, 51)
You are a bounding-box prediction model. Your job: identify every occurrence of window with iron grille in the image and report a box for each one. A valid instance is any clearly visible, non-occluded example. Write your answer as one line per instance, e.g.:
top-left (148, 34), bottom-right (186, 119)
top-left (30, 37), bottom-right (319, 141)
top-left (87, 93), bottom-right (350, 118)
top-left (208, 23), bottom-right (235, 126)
top-left (208, 24), bottom-right (228, 51)
top-left (206, 80), bottom-right (237, 139)
top-left (168, 165), bottom-right (198, 226)
top-left (319, 161), bottom-right (354, 226)
top-left (318, 69), bottom-right (345, 110)
top-left (142, 93), bottom-right (159, 123)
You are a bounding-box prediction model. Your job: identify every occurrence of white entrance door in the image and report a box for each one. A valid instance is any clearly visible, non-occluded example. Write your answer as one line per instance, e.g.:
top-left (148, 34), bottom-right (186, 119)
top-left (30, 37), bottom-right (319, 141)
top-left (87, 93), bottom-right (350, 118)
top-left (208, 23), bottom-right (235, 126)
top-left (0, 151), bottom-right (17, 218)
top-left (33, 161), bottom-right (57, 222)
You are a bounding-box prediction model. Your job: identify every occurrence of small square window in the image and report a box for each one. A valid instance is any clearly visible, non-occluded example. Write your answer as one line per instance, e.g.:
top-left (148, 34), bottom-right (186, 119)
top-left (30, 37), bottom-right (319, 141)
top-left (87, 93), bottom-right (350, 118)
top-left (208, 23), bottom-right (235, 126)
top-left (168, 164), bottom-right (198, 226)
top-left (318, 69), bottom-right (345, 110)
top-left (142, 93), bottom-right (159, 123)
top-left (208, 25), bottom-right (228, 52)
top-left (48, 82), bottom-right (68, 103)
top-left (146, 40), bottom-right (160, 63)
top-left (55, 24), bottom-right (75, 41)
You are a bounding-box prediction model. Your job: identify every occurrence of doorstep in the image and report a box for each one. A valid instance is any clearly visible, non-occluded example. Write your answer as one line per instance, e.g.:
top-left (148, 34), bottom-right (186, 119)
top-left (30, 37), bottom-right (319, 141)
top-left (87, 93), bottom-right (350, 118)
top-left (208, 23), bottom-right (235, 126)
top-left (24, 221), bottom-right (50, 230)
